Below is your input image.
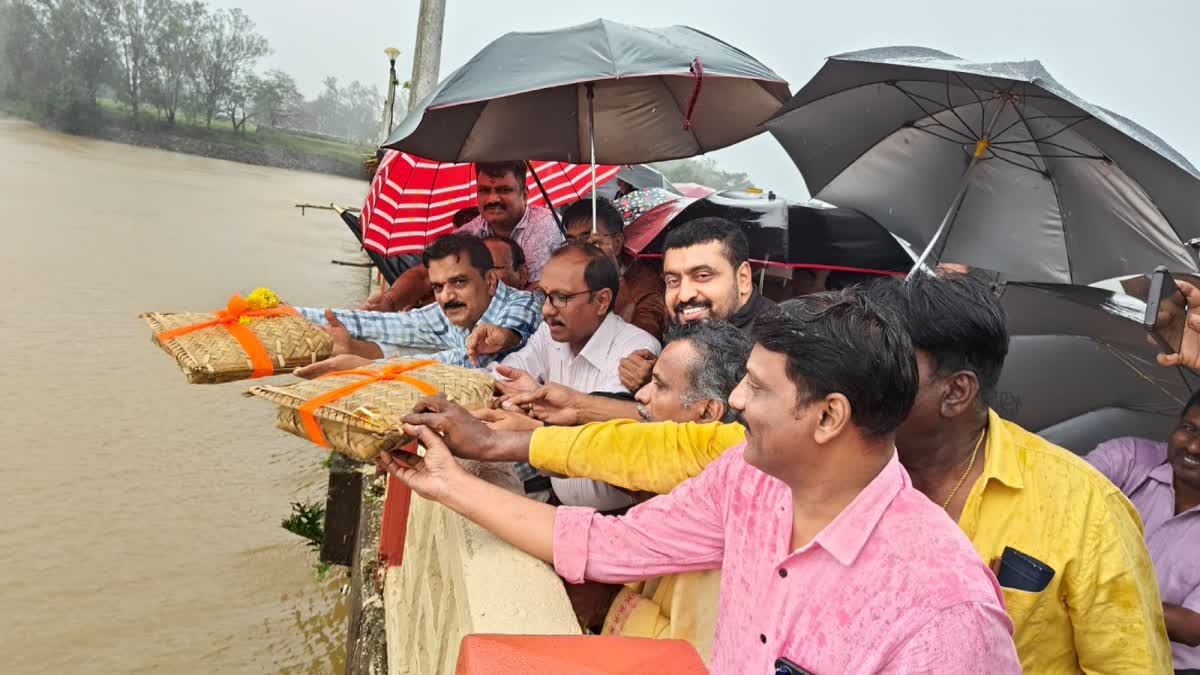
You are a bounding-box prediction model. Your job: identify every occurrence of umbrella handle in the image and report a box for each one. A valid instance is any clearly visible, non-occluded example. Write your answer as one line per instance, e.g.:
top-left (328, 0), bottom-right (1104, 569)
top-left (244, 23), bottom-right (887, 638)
top-left (683, 58), bottom-right (705, 131)
top-left (526, 160), bottom-right (565, 235)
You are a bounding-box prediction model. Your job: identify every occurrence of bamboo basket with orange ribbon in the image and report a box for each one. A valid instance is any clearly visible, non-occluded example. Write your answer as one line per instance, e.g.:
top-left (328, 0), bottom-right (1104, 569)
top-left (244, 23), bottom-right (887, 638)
top-left (141, 288), bottom-right (332, 384)
top-left (246, 359), bottom-right (495, 461)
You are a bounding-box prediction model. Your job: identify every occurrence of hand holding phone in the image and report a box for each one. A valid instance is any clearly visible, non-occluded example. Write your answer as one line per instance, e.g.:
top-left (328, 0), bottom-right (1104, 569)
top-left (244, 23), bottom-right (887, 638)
top-left (1144, 266), bottom-right (1187, 355)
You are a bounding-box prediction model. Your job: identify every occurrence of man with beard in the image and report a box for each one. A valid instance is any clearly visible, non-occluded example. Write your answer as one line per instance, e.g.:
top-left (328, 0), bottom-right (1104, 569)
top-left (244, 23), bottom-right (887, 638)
top-left (408, 272), bottom-right (1172, 673)
top-left (617, 217), bottom-right (774, 392)
top-left (1088, 396), bottom-right (1200, 672)
top-left (361, 161), bottom-right (562, 312)
top-left (381, 292), bottom-right (1020, 674)
top-left (292, 234), bottom-right (541, 377)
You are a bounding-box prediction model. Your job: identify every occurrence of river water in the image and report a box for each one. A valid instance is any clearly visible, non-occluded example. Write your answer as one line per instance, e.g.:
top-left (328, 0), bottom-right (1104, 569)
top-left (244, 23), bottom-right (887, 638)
top-left (0, 118), bottom-right (372, 673)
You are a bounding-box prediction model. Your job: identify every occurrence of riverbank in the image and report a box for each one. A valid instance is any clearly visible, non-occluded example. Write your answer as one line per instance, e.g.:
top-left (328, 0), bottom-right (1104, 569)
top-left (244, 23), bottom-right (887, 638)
top-left (0, 98), bottom-right (374, 180)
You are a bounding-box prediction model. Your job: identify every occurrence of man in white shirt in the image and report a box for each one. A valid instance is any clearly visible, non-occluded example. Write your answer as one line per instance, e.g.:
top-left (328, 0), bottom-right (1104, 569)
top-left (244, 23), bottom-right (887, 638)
top-left (491, 242), bottom-right (661, 511)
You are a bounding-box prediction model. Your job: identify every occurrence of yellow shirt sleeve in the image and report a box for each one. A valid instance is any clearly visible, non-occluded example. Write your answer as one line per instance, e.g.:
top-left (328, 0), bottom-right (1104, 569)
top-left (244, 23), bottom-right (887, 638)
top-left (529, 420), bottom-right (745, 494)
top-left (1068, 490), bottom-right (1172, 673)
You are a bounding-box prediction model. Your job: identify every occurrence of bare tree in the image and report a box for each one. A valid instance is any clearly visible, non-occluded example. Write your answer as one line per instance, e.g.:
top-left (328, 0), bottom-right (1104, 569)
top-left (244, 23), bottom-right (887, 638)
top-left (192, 6), bottom-right (267, 129)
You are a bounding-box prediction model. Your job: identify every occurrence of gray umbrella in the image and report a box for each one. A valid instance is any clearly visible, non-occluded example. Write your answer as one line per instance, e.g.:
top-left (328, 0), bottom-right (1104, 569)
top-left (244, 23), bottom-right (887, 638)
top-left (978, 277), bottom-right (1192, 455)
top-left (382, 19), bottom-right (790, 165)
top-left (766, 46), bottom-right (1200, 285)
top-left (596, 165), bottom-right (681, 201)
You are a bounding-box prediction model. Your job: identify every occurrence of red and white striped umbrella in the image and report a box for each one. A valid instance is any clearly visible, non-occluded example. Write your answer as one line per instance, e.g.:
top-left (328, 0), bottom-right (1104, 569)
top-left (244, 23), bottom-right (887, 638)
top-left (361, 151), bottom-right (620, 257)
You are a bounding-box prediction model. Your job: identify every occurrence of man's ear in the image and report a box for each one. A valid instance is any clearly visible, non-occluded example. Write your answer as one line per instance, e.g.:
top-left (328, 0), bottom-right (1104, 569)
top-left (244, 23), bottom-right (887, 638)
top-left (812, 393), bottom-right (851, 445)
top-left (736, 261), bottom-right (753, 297)
top-left (941, 371), bottom-right (981, 419)
top-left (698, 399), bottom-right (726, 424)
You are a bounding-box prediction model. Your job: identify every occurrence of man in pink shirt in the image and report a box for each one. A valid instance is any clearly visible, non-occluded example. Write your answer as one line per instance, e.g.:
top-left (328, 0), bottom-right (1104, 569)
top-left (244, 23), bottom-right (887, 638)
top-left (381, 290), bottom-right (1020, 673)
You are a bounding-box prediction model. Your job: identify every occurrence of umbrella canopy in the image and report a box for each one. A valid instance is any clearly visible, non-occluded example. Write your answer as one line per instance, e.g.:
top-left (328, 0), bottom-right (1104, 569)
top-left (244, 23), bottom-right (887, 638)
top-left (767, 46), bottom-right (1200, 284)
top-left (673, 182), bottom-right (718, 198)
top-left (382, 19), bottom-right (790, 164)
top-left (360, 150), bottom-right (618, 257)
top-left (989, 280), bottom-right (1192, 454)
top-left (596, 165), bottom-right (680, 200)
top-left (622, 190), bottom-right (914, 274)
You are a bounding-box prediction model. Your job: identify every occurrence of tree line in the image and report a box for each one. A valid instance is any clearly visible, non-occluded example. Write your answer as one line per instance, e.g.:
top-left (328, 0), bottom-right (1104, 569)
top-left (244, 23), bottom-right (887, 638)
top-left (0, 0), bottom-right (385, 144)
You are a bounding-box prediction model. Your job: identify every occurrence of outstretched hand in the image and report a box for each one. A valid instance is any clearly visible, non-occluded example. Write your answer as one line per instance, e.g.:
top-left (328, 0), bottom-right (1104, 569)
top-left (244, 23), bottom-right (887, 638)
top-left (501, 383), bottom-right (583, 426)
top-left (376, 424), bottom-right (463, 502)
top-left (402, 395), bottom-right (499, 460)
top-left (493, 365), bottom-right (539, 396)
top-left (467, 324), bottom-right (520, 365)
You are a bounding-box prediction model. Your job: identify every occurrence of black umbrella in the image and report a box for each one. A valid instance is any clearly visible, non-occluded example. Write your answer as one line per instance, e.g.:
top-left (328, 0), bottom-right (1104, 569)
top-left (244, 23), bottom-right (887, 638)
top-left (624, 191), bottom-right (914, 276)
top-left (964, 275), bottom-right (1193, 455)
top-left (336, 208), bottom-right (419, 285)
top-left (766, 46), bottom-right (1200, 283)
top-left (383, 19), bottom-right (790, 165)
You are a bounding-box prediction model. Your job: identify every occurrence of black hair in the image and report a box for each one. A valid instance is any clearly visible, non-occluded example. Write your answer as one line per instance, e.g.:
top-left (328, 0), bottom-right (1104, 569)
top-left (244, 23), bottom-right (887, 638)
top-left (421, 233), bottom-right (494, 275)
top-left (665, 321), bottom-right (753, 423)
top-left (475, 161), bottom-right (527, 187)
top-left (868, 272), bottom-right (1010, 405)
top-left (1183, 389), bottom-right (1200, 417)
top-left (664, 217), bottom-right (749, 269)
top-left (483, 235), bottom-right (526, 270)
top-left (561, 197), bottom-right (625, 235)
top-left (452, 206), bottom-right (480, 228)
top-left (548, 242), bottom-right (620, 311)
top-left (752, 289), bottom-right (918, 437)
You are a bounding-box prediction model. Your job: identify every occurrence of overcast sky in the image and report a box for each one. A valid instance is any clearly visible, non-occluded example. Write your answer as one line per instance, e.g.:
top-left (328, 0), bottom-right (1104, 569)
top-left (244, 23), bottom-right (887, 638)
top-left (211, 0), bottom-right (1199, 199)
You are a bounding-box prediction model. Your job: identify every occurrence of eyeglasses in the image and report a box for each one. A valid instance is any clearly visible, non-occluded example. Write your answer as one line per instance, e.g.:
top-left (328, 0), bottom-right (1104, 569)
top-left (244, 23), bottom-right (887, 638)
top-left (542, 289), bottom-right (592, 309)
top-left (565, 232), bottom-right (616, 245)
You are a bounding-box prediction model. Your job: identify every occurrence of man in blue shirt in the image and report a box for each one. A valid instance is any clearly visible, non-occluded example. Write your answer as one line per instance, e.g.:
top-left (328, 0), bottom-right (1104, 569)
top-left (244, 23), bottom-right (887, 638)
top-left (294, 234), bottom-right (541, 378)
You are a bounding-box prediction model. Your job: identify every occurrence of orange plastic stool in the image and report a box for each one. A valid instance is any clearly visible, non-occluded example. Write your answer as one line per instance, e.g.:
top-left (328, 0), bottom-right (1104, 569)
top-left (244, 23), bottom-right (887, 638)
top-left (455, 634), bottom-right (708, 674)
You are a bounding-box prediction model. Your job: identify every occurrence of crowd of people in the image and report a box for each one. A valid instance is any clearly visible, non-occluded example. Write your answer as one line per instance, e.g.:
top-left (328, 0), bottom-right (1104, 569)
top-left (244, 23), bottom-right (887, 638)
top-left (296, 161), bottom-right (1197, 673)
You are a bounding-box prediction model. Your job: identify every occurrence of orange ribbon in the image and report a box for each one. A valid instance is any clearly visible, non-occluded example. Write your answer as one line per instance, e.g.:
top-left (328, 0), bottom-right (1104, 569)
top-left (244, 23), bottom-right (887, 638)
top-left (299, 360), bottom-right (439, 448)
top-left (157, 294), bottom-right (299, 379)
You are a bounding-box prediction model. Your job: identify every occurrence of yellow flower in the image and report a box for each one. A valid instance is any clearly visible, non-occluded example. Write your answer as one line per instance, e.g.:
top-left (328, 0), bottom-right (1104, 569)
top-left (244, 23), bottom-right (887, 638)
top-left (238, 316), bottom-right (255, 326)
top-left (245, 287), bottom-right (281, 310)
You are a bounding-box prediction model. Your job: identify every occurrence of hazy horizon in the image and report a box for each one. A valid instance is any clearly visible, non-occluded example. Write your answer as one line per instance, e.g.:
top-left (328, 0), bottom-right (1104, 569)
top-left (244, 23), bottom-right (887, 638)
top-left (208, 0), bottom-right (1200, 199)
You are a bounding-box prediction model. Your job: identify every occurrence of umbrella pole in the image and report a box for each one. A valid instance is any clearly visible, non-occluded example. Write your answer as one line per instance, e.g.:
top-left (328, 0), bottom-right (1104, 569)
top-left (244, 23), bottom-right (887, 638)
top-left (907, 97), bottom-right (1009, 279)
top-left (526, 160), bottom-right (565, 235)
top-left (588, 83), bottom-right (597, 234)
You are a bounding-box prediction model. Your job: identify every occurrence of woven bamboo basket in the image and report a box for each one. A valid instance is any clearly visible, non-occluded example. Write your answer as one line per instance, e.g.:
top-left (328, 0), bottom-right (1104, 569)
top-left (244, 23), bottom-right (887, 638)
top-left (142, 310), bottom-right (332, 384)
top-left (246, 360), bottom-right (495, 462)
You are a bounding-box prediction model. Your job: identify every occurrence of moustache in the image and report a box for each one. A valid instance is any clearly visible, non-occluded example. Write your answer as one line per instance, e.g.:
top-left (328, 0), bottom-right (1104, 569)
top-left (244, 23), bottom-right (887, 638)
top-left (636, 404), bottom-right (651, 422)
top-left (674, 300), bottom-right (712, 314)
top-left (484, 202), bottom-right (507, 210)
top-left (442, 302), bottom-right (467, 311)
top-left (546, 317), bottom-right (566, 327)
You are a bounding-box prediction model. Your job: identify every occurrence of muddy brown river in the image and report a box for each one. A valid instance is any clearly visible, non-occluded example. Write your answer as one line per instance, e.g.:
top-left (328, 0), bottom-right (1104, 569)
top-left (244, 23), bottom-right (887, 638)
top-left (0, 118), bottom-right (373, 673)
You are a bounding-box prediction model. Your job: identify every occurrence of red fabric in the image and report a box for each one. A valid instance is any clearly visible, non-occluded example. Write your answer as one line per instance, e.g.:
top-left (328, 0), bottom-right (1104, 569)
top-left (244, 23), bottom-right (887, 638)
top-left (361, 151), bottom-right (619, 257)
top-left (673, 183), bottom-right (717, 199)
top-left (455, 635), bottom-right (707, 674)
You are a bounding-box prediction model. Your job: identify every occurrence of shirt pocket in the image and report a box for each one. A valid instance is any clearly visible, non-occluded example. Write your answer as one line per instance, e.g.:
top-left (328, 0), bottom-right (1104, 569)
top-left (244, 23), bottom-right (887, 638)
top-left (1000, 586), bottom-right (1050, 635)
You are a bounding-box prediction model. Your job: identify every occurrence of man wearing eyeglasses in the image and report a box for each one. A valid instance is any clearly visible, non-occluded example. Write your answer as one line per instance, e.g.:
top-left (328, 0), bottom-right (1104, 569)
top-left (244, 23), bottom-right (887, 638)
top-left (562, 198), bottom-right (667, 340)
top-left (487, 242), bottom-right (661, 511)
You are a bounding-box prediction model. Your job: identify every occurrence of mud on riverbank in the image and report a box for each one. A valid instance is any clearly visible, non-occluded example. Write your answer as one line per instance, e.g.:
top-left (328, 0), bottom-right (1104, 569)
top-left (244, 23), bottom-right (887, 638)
top-left (2, 109), bottom-right (372, 180)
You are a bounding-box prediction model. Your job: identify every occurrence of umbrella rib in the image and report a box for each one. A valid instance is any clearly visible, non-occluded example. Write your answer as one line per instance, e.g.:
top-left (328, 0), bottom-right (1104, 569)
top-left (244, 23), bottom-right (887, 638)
top-left (950, 72), bottom-right (987, 132)
top-left (992, 116), bottom-right (1092, 147)
top-left (941, 74), bottom-right (980, 143)
top-left (984, 147), bottom-right (1047, 176)
top-left (893, 85), bottom-right (979, 143)
top-left (911, 125), bottom-right (980, 146)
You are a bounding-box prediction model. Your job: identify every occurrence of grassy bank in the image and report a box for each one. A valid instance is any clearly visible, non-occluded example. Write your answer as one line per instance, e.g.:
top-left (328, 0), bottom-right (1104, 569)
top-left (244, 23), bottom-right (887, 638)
top-left (1, 97), bottom-right (375, 180)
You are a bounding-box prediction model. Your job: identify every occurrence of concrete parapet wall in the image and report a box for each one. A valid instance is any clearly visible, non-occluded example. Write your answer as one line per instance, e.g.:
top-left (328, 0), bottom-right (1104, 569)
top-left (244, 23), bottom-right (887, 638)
top-left (385, 461), bottom-right (580, 675)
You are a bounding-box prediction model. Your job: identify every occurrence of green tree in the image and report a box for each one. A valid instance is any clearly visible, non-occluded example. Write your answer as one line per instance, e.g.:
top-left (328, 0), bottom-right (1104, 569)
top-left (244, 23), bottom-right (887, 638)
top-left (248, 68), bottom-right (302, 128)
top-left (112, 0), bottom-right (167, 120)
top-left (655, 157), bottom-right (754, 192)
top-left (147, 0), bottom-right (205, 126)
top-left (192, 6), bottom-right (267, 129)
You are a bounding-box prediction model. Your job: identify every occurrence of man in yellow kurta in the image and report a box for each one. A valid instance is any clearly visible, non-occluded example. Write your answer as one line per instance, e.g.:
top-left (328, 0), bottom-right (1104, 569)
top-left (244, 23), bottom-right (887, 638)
top-left (407, 273), bottom-right (1171, 673)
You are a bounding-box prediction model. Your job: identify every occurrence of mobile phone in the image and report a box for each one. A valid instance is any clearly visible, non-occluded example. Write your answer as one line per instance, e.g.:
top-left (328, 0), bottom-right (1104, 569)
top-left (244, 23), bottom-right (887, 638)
top-left (775, 657), bottom-right (814, 675)
top-left (996, 546), bottom-right (1055, 592)
top-left (1144, 266), bottom-right (1186, 355)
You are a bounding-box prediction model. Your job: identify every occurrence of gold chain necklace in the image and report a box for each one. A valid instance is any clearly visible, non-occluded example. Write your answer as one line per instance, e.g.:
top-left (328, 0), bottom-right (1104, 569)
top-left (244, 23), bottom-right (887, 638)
top-left (942, 428), bottom-right (987, 511)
